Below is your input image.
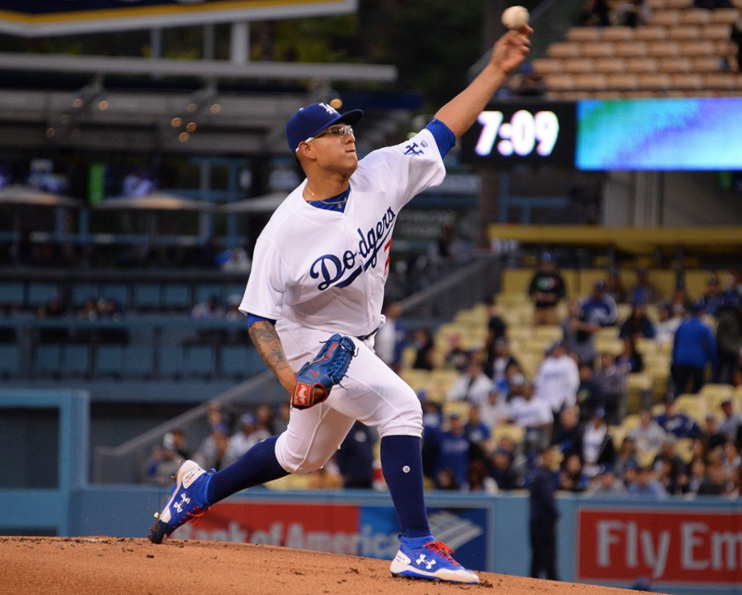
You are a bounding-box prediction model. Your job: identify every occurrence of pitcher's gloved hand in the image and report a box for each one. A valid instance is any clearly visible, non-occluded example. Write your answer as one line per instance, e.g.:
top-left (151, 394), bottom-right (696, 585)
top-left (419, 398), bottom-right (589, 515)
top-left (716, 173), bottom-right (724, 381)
top-left (291, 334), bottom-right (356, 409)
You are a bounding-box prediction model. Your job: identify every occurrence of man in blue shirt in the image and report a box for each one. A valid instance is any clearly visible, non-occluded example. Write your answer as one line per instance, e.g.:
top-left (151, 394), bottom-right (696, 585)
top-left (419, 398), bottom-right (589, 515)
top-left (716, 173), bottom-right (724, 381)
top-left (654, 397), bottom-right (700, 439)
top-left (435, 413), bottom-right (471, 488)
top-left (672, 302), bottom-right (717, 394)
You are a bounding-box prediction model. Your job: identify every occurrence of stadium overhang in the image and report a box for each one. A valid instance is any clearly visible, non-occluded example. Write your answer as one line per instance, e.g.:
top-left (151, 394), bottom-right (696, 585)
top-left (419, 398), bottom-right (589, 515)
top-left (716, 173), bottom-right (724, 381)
top-left (0, 0), bottom-right (357, 37)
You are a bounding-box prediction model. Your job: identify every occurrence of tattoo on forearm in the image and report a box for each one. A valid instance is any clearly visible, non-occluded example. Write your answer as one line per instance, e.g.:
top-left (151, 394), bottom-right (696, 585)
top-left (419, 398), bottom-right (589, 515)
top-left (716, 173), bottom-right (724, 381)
top-left (248, 321), bottom-right (291, 375)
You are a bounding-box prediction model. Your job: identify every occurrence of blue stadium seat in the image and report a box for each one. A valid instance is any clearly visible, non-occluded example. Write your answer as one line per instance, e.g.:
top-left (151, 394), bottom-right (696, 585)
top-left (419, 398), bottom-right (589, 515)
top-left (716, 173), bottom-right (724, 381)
top-left (195, 284), bottom-right (221, 305)
top-left (134, 284), bottom-right (161, 310)
top-left (34, 344), bottom-right (62, 376)
top-left (100, 284), bottom-right (130, 308)
top-left (0, 344), bottom-right (19, 376)
top-left (226, 284), bottom-right (246, 301)
top-left (64, 344), bottom-right (90, 376)
top-left (123, 344), bottom-right (154, 378)
top-left (220, 345), bottom-right (247, 377)
top-left (96, 344), bottom-right (124, 377)
top-left (162, 284), bottom-right (190, 310)
top-left (185, 344), bottom-right (215, 377)
top-left (28, 283), bottom-right (58, 307)
top-left (0, 282), bottom-right (24, 306)
top-left (158, 345), bottom-right (185, 378)
top-left (72, 284), bottom-right (99, 307)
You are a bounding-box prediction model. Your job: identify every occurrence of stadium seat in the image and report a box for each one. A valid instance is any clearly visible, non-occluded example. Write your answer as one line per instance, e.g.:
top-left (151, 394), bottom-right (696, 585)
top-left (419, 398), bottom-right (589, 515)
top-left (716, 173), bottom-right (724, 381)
top-left (0, 344), bottom-right (19, 376)
top-left (72, 283), bottom-right (99, 307)
top-left (64, 344), bottom-right (90, 376)
top-left (28, 283), bottom-right (58, 307)
top-left (158, 345), bottom-right (186, 378)
top-left (162, 284), bottom-right (190, 310)
top-left (566, 27), bottom-right (602, 42)
top-left (652, 10), bottom-right (682, 26)
top-left (493, 424), bottom-right (525, 445)
top-left (635, 26), bottom-right (668, 41)
top-left (34, 344), bottom-right (62, 376)
top-left (442, 400), bottom-right (471, 422)
top-left (606, 74), bottom-right (639, 91)
top-left (220, 345), bottom-right (248, 378)
top-left (547, 42), bottom-right (580, 59)
top-left (581, 42), bottom-right (615, 59)
top-left (671, 74), bottom-right (703, 90)
top-left (185, 344), bottom-right (214, 377)
top-left (711, 7), bottom-right (739, 24)
top-left (195, 284), bottom-right (221, 305)
top-left (603, 27), bottom-right (635, 42)
top-left (627, 58), bottom-right (659, 73)
top-left (615, 41), bottom-right (649, 58)
top-left (648, 41), bottom-right (680, 58)
top-left (681, 10), bottom-right (711, 26)
top-left (134, 284), bottom-right (161, 310)
top-left (0, 282), bottom-right (24, 306)
top-left (562, 58), bottom-right (593, 74)
top-left (659, 57), bottom-right (692, 73)
top-left (532, 58), bottom-right (563, 75)
top-left (123, 344), bottom-right (154, 378)
top-left (668, 25), bottom-right (701, 40)
top-left (100, 284), bottom-right (129, 307)
top-left (96, 344), bottom-right (124, 377)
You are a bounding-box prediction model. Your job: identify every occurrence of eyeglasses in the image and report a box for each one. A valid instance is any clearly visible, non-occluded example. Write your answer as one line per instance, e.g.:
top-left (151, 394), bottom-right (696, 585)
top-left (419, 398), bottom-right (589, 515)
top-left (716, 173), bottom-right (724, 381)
top-left (298, 124), bottom-right (354, 150)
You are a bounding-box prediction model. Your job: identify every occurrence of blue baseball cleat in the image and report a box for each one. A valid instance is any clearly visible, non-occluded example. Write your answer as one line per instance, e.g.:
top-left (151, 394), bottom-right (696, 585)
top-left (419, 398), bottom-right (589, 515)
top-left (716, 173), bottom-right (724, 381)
top-left (147, 460), bottom-right (213, 544)
top-left (389, 538), bottom-right (479, 584)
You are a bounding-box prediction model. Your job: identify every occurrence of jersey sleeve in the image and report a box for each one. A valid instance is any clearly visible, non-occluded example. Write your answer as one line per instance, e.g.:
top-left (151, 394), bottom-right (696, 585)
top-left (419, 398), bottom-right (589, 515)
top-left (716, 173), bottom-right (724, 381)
top-left (239, 237), bottom-right (286, 320)
top-left (364, 127), bottom-right (447, 210)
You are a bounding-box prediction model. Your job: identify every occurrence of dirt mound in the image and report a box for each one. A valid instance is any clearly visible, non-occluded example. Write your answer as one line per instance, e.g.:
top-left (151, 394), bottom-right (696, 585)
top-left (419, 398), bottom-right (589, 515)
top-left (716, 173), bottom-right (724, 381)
top-left (0, 536), bottom-right (653, 595)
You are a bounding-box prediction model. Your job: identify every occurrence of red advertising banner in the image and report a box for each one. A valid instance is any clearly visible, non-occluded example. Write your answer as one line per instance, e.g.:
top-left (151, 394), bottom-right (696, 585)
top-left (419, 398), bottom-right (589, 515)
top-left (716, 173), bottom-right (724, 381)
top-left (577, 509), bottom-right (742, 585)
top-left (172, 502), bottom-right (360, 555)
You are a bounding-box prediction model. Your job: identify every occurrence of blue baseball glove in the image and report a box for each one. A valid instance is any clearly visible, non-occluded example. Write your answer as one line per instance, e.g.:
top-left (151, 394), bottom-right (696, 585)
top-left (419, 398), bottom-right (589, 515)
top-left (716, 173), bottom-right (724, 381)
top-left (291, 334), bottom-right (356, 409)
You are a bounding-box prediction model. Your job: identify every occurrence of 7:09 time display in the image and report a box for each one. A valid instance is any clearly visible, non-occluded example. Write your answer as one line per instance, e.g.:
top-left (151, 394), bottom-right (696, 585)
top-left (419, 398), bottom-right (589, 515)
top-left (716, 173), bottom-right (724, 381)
top-left (460, 102), bottom-right (576, 167)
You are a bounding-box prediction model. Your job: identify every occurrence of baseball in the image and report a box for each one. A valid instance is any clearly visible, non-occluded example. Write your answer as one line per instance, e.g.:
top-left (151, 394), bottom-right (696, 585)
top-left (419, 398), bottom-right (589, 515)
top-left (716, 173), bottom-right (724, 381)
top-left (502, 5), bottom-right (529, 29)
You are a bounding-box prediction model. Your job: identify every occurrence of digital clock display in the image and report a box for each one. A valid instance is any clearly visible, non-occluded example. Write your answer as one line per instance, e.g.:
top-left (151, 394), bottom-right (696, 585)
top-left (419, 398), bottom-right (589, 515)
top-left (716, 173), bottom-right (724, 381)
top-left (460, 101), bottom-right (576, 167)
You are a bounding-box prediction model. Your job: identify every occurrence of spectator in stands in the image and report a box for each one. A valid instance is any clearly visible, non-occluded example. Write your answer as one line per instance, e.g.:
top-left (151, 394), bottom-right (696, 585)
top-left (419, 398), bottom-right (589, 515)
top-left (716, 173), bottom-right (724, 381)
top-left (194, 423), bottom-right (230, 472)
top-left (610, 0), bottom-right (652, 27)
top-left (697, 463), bottom-right (728, 496)
top-left (652, 435), bottom-right (687, 495)
top-left (588, 467), bottom-right (627, 496)
top-left (513, 64), bottom-right (546, 98)
top-left (144, 439), bottom-right (182, 485)
top-left (701, 413), bottom-right (728, 452)
top-left (374, 301), bottom-right (406, 373)
top-left (576, 363), bottom-right (604, 422)
top-left (695, 0), bottom-right (733, 9)
top-left (654, 397), bottom-right (701, 439)
top-left (670, 280), bottom-right (693, 317)
top-left (495, 360), bottom-right (526, 400)
top-left (558, 453), bottom-right (589, 492)
top-left (307, 457), bottom-right (343, 490)
top-left (655, 303), bottom-right (680, 347)
top-left (721, 440), bottom-right (741, 478)
top-left (273, 402), bottom-right (291, 435)
top-left (480, 388), bottom-right (511, 429)
top-left (580, 0), bottom-right (610, 27)
top-left (167, 428), bottom-right (191, 461)
top-left (687, 436), bottom-right (710, 467)
top-left (595, 351), bottom-right (630, 424)
top-left (628, 466), bottom-right (667, 497)
top-left (699, 274), bottom-right (724, 317)
top-left (448, 360), bottom-right (494, 406)
top-left (616, 335), bottom-right (644, 373)
top-left (715, 297), bottom-right (742, 384)
top-left (562, 298), bottom-right (599, 367)
top-left (443, 332), bottom-right (470, 373)
top-left (224, 294), bottom-right (249, 344)
top-left (581, 279), bottom-right (619, 330)
top-left (672, 302), bottom-right (717, 394)
top-left (627, 267), bottom-right (662, 305)
top-left (225, 413), bottom-right (269, 467)
top-left (191, 294), bottom-right (225, 320)
top-left (219, 246), bottom-right (251, 272)
top-left (529, 448), bottom-right (560, 581)
top-left (685, 458), bottom-right (708, 495)
top-left (605, 268), bottom-right (628, 305)
top-left (36, 291), bottom-right (67, 319)
top-left (719, 399), bottom-right (742, 444)
top-left (619, 301), bottom-right (656, 341)
top-left (552, 406), bottom-right (582, 457)
top-left (535, 340), bottom-right (580, 421)
top-left (336, 421), bottom-right (376, 489)
top-left (489, 339), bottom-right (520, 384)
top-left (254, 404), bottom-right (275, 435)
top-left (225, 294), bottom-right (243, 321)
top-left (483, 297), bottom-right (508, 374)
top-left (464, 404), bottom-right (492, 458)
top-left (434, 413), bottom-right (471, 488)
top-left (509, 382), bottom-right (554, 452)
top-left (435, 468), bottom-right (460, 491)
top-left (580, 408), bottom-right (616, 478)
top-left (528, 252), bottom-right (566, 326)
top-left (614, 436), bottom-right (640, 480)
top-left (489, 447), bottom-right (521, 490)
top-left (465, 459), bottom-right (499, 494)
top-left (731, 18), bottom-right (742, 75)
top-left (629, 408), bottom-right (668, 457)
top-left (733, 348), bottom-right (742, 388)
top-left (411, 328), bottom-right (435, 371)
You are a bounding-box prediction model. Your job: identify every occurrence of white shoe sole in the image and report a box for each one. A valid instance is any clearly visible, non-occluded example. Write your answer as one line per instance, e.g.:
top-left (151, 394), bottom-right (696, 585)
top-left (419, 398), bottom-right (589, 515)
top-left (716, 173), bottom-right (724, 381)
top-left (390, 559), bottom-right (479, 584)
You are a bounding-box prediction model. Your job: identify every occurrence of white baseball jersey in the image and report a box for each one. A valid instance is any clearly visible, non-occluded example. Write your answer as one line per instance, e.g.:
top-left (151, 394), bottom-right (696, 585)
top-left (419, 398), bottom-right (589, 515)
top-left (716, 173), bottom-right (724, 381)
top-left (240, 128), bottom-right (445, 344)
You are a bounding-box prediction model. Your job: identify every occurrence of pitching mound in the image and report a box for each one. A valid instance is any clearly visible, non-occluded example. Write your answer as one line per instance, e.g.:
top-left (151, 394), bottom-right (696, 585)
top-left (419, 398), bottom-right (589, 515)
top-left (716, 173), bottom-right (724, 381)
top-left (1, 536), bottom-right (655, 595)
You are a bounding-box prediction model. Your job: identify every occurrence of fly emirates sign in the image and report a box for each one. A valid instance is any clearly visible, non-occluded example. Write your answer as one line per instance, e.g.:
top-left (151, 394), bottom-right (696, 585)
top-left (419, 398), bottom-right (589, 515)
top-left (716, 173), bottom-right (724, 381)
top-left (578, 509), bottom-right (742, 585)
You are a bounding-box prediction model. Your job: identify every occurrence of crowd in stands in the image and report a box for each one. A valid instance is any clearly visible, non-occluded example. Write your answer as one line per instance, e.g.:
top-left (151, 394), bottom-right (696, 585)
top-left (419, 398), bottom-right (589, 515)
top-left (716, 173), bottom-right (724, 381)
top-left (145, 258), bottom-right (742, 499)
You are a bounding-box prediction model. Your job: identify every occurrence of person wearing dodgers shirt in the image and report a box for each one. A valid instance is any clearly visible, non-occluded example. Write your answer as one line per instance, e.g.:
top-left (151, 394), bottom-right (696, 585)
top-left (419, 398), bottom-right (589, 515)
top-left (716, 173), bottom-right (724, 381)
top-left (147, 26), bottom-right (532, 585)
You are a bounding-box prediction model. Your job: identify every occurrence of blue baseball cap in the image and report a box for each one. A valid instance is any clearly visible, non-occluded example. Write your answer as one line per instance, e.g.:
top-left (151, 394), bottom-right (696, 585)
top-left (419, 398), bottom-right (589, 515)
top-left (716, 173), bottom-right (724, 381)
top-left (286, 102), bottom-right (364, 153)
